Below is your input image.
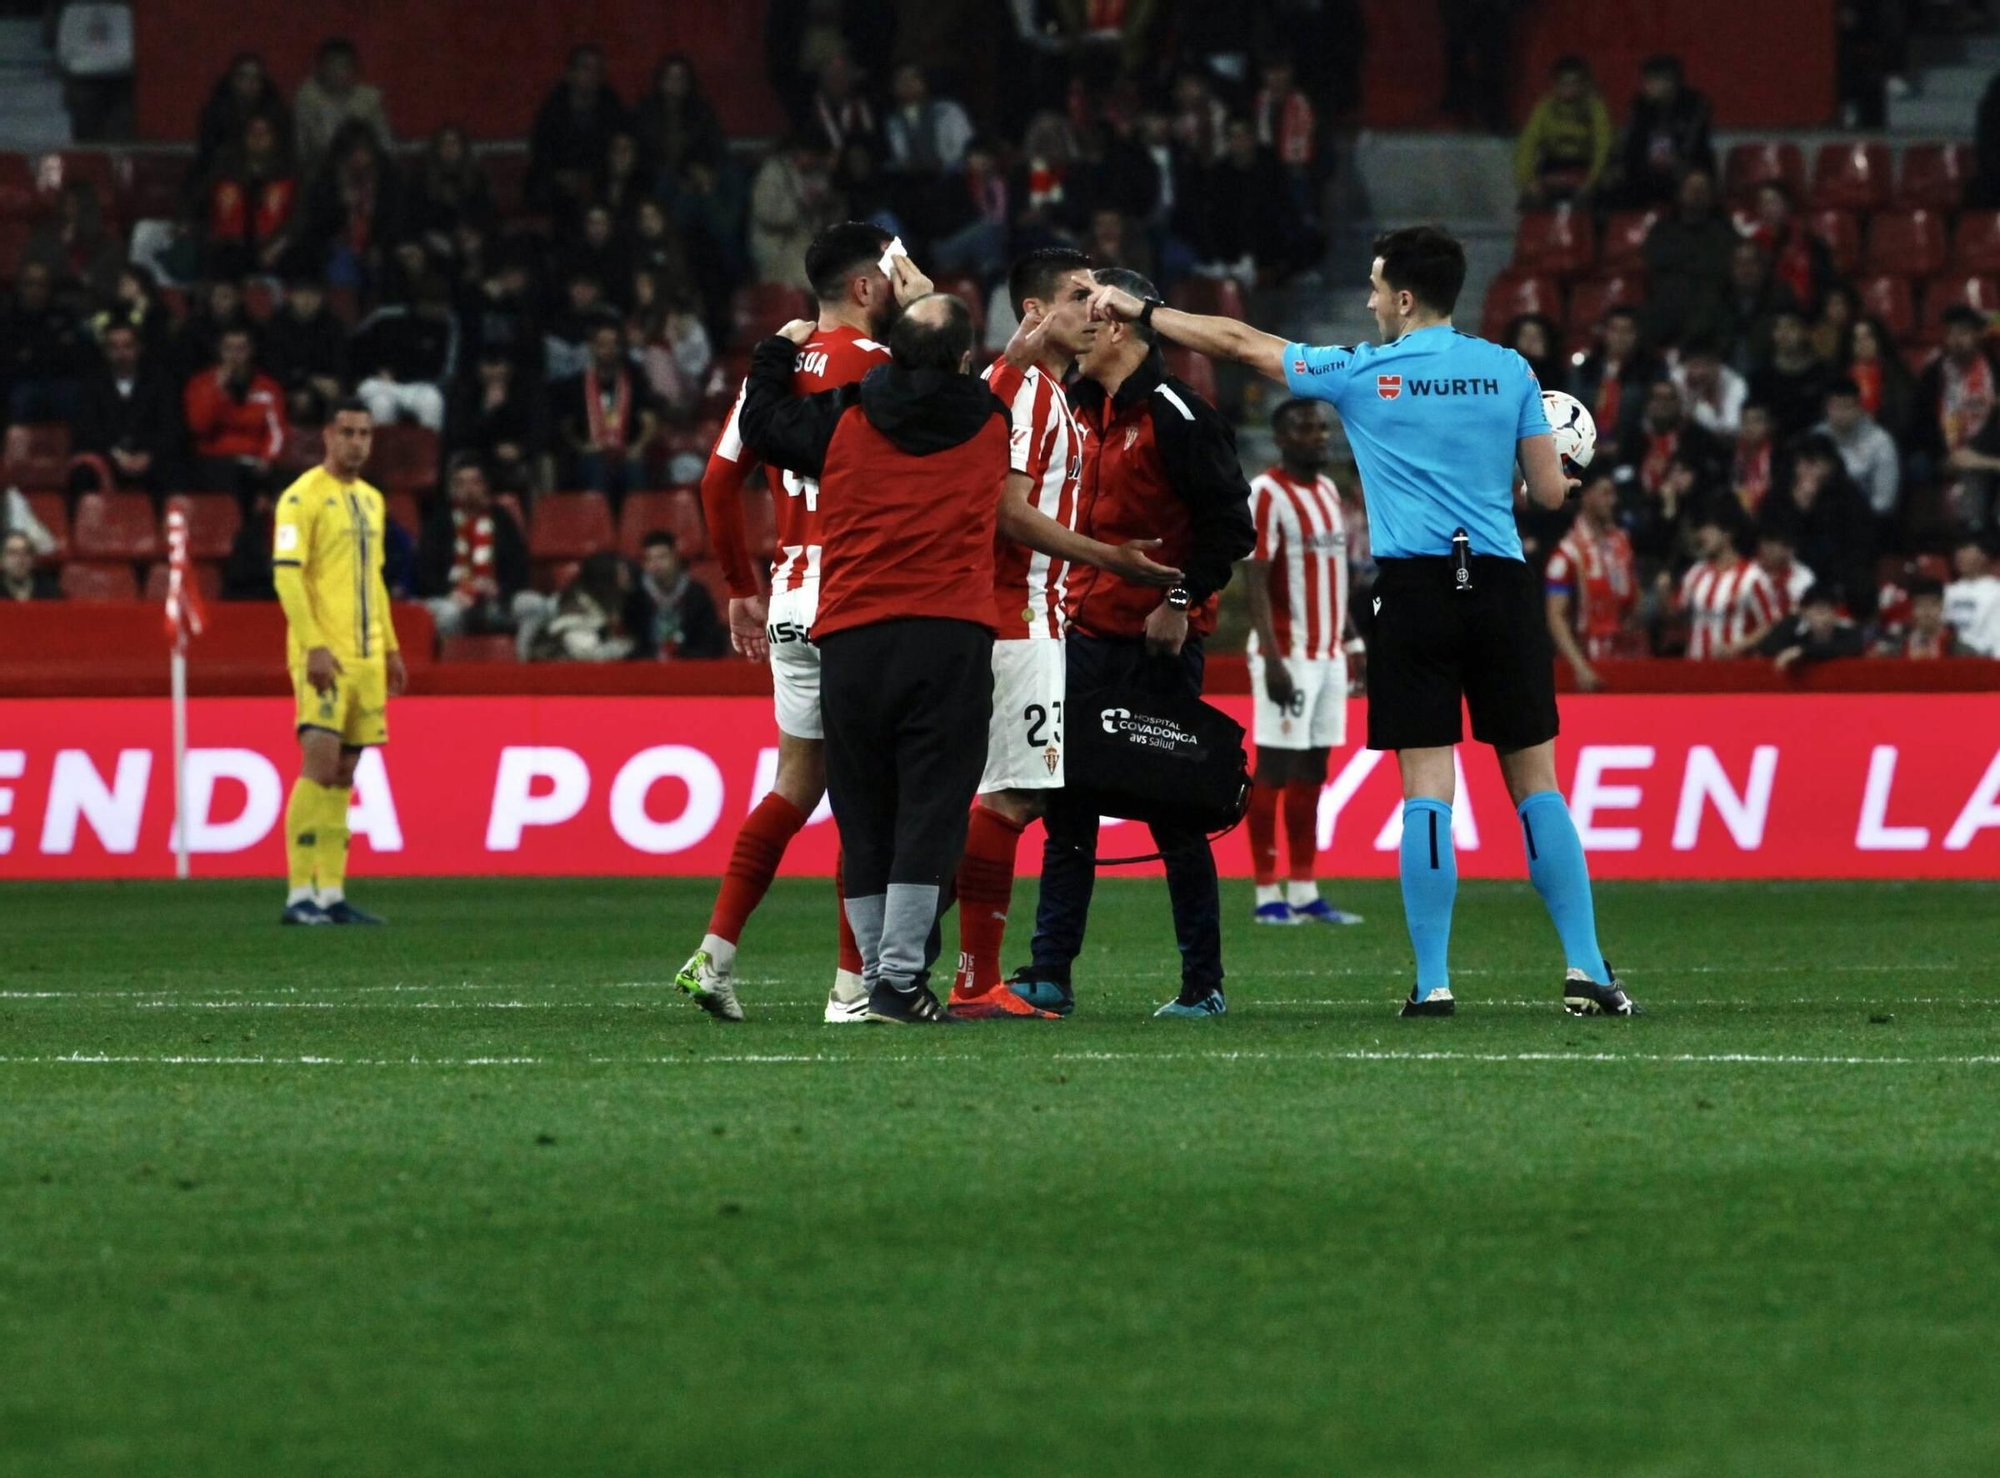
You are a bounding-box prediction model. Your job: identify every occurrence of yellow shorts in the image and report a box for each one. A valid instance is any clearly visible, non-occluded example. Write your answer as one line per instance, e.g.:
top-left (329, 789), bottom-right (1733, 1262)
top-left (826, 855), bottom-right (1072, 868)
top-left (292, 657), bottom-right (389, 747)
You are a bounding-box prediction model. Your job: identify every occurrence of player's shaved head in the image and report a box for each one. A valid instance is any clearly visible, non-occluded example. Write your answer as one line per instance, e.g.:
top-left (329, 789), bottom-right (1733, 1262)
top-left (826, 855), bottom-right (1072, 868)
top-left (887, 293), bottom-right (972, 373)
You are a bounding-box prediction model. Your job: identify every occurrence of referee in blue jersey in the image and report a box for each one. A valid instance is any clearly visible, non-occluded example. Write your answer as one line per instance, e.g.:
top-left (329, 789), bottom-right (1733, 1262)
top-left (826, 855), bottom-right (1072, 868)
top-left (1087, 227), bottom-right (1641, 1018)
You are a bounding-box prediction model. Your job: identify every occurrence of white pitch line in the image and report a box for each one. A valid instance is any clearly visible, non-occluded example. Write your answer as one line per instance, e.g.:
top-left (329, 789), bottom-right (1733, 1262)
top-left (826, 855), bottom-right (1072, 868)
top-left (1, 1050), bottom-right (1996, 1068)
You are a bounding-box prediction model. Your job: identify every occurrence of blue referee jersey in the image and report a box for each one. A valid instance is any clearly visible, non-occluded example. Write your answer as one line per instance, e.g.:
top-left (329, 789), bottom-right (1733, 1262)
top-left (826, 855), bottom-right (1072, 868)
top-left (1282, 324), bottom-right (1550, 562)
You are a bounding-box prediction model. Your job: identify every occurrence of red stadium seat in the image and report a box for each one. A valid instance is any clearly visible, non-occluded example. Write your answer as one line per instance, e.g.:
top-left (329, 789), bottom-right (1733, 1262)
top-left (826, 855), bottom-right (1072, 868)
top-left (439, 634), bottom-right (519, 663)
top-left (364, 423), bottom-right (440, 496)
top-left (1920, 275), bottom-right (2000, 341)
top-left (619, 487), bottom-right (708, 559)
top-left (0, 219), bottom-right (33, 277)
top-left (1854, 275), bottom-right (1918, 342)
top-left (385, 491), bottom-right (421, 537)
top-left (934, 273), bottom-right (987, 331)
top-left (534, 557), bottom-right (579, 594)
top-left (60, 561), bottom-right (139, 601)
top-left (1598, 210), bottom-right (1660, 272)
top-left (1950, 210), bottom-right (2000, 275)
top-left (741, 480), bottom-right (777, 560)
top-left (731, 282), bottom-right (813, 341)
top-left (1168, 277), bottom-right (1246, 321)
top-left (1864, 209), bottom-right (1948, 278)
top-left (1806, 209), bottom-right (1862, 277)
top-left (1723, 141), bottom-right (1806, 205)
top-left (72, 492), bottom-right (159, 561)
top-left (116, 150), bottom-right (189, 221)
top-left (0, 152), bottom-right (36, 219)
top-left (1512, 208), bottom-right (1596, 278)
top-left (528, 491), bottom-right (614, 560)
top-left (1480, 273), bottom-right (1563, 340)
top-left (685, 560), bottom-right (732, 623)
top-left (1164, 346), bottom-right (1218, 405)
top-left (1897, 143), bottom-right (1975, 210)
top-left (23, 491), bottom-right (68, 559)
top-left (1564, 274), bottom-right (1646, 351)
top-left (1811, 142), bottom-right (1893, 211)
top-left (278, 426), bottom-right (323, 471)
top-left (143, 561), bottom-right (221, 603)
top-left (4, 423), bottom-right (71, 489)
top-left (163, 494), bottom-right (241, 561)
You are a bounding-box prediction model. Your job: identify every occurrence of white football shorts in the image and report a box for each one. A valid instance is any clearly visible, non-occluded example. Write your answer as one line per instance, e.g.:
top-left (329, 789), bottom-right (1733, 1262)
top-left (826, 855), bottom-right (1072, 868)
top-left (1249, 651), bottom-right (1349, 751)
top-left (978, 638), bottom-right (1066, 793)
top-left (767, 582), bottom-right (822, 740)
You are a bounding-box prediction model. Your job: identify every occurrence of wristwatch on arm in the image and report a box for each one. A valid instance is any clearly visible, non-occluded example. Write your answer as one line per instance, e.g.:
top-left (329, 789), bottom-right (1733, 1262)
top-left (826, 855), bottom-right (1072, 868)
top-left (1165, 585), bottom-right (1191, 612)
top-left (1136, 297), bottom-right (1165, 332)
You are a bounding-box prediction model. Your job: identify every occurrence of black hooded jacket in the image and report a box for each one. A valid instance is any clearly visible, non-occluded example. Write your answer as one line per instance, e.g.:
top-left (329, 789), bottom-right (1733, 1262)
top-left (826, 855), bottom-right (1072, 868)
top-left (739, 333), bottom-right (1009, 639)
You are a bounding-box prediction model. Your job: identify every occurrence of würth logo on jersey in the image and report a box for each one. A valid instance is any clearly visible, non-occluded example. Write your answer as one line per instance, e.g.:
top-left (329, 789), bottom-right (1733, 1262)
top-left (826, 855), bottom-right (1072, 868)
top-left (1377, 375), bottom-right (1402, 400)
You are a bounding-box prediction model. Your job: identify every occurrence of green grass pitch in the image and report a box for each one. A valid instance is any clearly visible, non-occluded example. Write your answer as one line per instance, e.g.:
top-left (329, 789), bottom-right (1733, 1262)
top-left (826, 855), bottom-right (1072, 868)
top-left (2, 875), bottom-right (1997, 1477)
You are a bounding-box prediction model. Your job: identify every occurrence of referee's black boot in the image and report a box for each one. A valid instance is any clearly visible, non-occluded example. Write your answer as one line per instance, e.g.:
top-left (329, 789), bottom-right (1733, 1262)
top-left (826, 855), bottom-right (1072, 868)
top-left (1561, 963), bottom-right (1643, 1017)
top-left (864, 979), bottom-right (962, 1025)
top-left (1398, 987), bottom-right (1455, 1018)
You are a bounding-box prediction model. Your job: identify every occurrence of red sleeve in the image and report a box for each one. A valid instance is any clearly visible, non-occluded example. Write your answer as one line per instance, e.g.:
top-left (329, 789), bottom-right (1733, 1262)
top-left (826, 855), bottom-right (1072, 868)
top-left (699, 383), bottom-right (761, 599)
top-left (183, 375), bottom-right (219, 448)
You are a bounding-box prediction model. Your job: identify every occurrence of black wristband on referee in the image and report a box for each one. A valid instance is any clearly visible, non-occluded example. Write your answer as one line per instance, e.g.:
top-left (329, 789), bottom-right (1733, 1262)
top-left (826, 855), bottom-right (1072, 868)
top-left (1137, 297), bottom-right (1163, 331)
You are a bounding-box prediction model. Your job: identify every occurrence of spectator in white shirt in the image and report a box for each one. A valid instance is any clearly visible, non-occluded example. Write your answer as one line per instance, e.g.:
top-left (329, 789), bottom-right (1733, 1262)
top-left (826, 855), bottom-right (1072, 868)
top-left (883, 65), bottom-right (972, 175)
top-left (1817, 376), bottom-right (1901, 531)
top-left (1671, 339), bottom-right (1747, 436)
top-left (1944, 533), bottom-right (2000, 656)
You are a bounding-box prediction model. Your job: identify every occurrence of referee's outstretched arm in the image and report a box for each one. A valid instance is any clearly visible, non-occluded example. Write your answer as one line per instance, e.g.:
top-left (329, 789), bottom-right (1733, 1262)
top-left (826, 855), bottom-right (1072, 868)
top-left (1085, 282), bottom-right (1292, 383)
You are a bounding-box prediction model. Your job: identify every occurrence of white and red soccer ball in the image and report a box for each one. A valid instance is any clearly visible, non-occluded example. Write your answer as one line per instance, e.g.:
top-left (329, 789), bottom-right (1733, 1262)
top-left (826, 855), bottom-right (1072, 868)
top-left (1542, 389), bottom-right (1596, 470)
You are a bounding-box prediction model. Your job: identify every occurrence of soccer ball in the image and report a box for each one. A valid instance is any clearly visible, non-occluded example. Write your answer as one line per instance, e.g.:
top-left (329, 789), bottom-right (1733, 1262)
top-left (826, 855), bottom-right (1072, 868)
top-left (1542, 390), bottom-right (1596, 470)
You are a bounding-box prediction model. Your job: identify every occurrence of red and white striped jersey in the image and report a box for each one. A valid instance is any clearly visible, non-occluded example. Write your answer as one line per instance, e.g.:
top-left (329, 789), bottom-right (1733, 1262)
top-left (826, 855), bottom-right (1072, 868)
top-left (1680, 557), bottom-right (1780, 659)
top-left (1545, 519), bottom-right (1638, 660)
top-left (983, 357), bottom-right (1082, 640)
top-left (1246, 465), bottom-right (1349, 661)
top-left (704, 325), bottom-right (891, 595)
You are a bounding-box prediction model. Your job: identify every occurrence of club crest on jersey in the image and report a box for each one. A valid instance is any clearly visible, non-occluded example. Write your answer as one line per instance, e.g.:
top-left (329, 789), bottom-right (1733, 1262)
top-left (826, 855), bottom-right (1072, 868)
top-left (1044, 743), bottom-right (1061, 774)
top-left (1123, 426), bottom-right (1140, 450)
top-left (1377, 375), bottom-right (1402, 400)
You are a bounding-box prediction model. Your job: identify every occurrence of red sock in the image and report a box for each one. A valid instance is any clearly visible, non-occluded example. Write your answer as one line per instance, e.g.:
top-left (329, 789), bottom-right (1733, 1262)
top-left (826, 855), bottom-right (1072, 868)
top-left (1248, 782), bottom-right (1282, 886)
top-left (951, 804), bottom-right (1026, 996)
top-left (1283, 779), bottom-right (1320, 882)
top-left (706, 793), bottom-right (808, 944)
top-left (834, 849), bottom-right (863, 976)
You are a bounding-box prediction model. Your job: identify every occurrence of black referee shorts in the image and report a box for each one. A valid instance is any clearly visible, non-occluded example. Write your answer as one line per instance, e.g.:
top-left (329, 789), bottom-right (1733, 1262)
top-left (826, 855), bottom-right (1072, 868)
top-left (1364, 554), bottom-right (1560, 753)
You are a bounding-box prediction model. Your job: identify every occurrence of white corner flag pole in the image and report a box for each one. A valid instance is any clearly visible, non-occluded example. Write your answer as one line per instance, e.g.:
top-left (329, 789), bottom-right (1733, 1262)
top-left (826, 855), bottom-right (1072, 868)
top-left (163, 508), bottom-right (202, 881)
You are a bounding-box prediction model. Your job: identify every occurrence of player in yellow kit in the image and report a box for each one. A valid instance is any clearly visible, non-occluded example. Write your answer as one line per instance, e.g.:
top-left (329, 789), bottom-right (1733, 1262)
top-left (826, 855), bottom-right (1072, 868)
top-left (272, 398), bottom-right (407, 925)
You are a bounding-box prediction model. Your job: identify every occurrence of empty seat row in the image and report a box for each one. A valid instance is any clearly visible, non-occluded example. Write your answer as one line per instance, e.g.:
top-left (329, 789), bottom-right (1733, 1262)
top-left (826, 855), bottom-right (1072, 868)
top-left (1722, 140), bottom-right (1977, 212)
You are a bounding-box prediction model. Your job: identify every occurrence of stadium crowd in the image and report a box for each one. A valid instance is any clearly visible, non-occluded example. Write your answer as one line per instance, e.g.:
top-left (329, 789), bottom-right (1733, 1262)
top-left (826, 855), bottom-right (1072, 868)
top-left (0, 5), bottom-right (1995, 671)
top-left (1502, 46), bottom-right (2000, 677)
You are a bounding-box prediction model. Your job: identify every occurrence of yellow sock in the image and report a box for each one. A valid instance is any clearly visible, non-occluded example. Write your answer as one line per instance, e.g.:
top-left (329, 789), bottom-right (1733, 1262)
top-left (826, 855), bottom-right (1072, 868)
top-left (313, 784), bottom-right (352, 905)
top-left (284, 778), bottom-right (319, 902)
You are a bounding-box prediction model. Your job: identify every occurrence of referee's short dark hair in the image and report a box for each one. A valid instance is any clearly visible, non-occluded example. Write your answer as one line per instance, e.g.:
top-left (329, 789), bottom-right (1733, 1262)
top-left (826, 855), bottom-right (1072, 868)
top-left (887, 292), bottom-right (973, 372)
top-left (329, 395), bottom-right (371, 420)
top-left (1009, 247), bottom-right (1093, 320)
top-left (1093, 266), bottom-right (1161, 344)
top-left (805, 221), bottom-right (893, 305)
top-left (1372, 226), bottom-right (1467, 318)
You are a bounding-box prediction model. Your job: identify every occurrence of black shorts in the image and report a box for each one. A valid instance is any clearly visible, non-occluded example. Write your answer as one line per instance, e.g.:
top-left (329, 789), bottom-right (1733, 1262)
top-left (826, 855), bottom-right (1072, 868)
top-left (1364, 554), bottom-right (1560, 753)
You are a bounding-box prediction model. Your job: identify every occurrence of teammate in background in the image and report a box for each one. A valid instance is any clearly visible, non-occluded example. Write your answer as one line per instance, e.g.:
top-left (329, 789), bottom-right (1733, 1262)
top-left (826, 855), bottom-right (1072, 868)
top-left (1544, 469), bottom-right (1639, 691)
top-left (1676, 507), bottom-right (1780, 659)
top-left (272, 398), bottom-right (405, 925)
top-left (949, 248), bottom-right (1183, 1019)
top-left (678, 222), bottom-right (903, 1022)
top-left (1083, 227), bottom-right (1640, 1017)
top-left (1240, 399), bottom-right (1365, 927)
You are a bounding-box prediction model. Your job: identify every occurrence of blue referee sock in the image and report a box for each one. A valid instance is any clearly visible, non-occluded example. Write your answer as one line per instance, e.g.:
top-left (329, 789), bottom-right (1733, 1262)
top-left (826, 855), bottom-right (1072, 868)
top-left (1399, 799), bottom-right (1456, 1000)
top-left (1518, 790), bottom-right (1609, 985)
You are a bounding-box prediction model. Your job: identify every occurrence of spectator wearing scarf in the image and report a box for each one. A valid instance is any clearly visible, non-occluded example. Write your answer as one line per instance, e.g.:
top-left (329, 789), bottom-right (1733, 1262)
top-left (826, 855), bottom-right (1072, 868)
top-left (553, 321), bottom-right (658, 503)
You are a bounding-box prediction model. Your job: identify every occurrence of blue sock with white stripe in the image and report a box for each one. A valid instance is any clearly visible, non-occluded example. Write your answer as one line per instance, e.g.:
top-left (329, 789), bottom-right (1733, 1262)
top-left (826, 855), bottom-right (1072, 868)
top-left (1399, 799), bottom-right (1455, 1000)
top-left (1518, 790), bottom-right (1609, 985)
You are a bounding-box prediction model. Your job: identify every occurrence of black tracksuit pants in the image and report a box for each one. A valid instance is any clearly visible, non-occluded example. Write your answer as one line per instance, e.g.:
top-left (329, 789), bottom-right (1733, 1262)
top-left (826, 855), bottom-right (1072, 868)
top-left (819, 618), bottom-right (994, 992)
top-left (1029, 632), bottom-right (1224, 996)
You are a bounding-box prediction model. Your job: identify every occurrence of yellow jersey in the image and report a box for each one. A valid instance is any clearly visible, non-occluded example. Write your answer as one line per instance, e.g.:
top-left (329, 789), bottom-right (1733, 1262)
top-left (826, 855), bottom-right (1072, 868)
top-left (272, 466), bottom-right (398, 666)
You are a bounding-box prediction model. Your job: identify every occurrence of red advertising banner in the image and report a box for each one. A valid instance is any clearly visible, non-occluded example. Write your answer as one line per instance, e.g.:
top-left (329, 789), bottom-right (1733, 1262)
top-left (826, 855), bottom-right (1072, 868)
top-left (2, 695), bottom-right (1998, 880)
